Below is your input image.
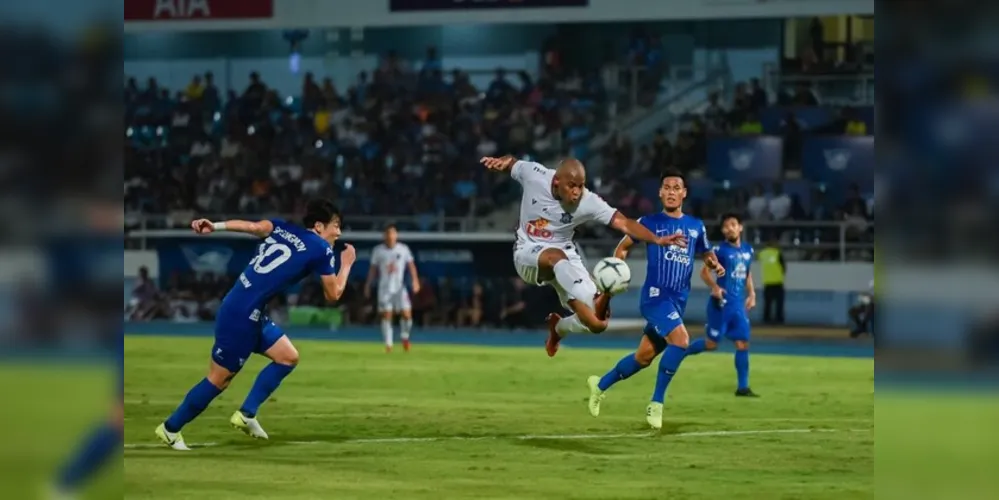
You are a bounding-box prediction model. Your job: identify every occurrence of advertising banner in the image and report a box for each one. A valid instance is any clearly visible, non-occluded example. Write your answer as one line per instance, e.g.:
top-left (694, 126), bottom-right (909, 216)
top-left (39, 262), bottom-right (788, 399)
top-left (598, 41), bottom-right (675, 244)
top-left (706, 136), bottom-right (784, 182)
top-left (390, 0), bottom-right (588, 11)
top-left (801, 136), bottom-right (874, 189)
top-left (124, 0), bottom-right (274, 21)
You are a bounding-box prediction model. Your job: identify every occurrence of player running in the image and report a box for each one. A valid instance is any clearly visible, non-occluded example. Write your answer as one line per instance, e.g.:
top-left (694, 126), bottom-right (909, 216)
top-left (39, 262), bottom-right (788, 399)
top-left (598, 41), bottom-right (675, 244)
top-left (685, 212), bottom-right (759, 397)
top-left (585, 169), bottom-right (724, 430)
top-left (480, 155), bottom-right (685, 357)
top-left (364, 224), bottom-right (421, 352)
top-left (155, 199), bottom-right (355, 450)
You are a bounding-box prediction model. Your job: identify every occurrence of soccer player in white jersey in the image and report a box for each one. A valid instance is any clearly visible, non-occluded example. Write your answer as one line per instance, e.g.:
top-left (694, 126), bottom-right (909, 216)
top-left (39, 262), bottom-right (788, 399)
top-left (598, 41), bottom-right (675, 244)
top-left (364, 225), bottom-right (421, 352)
top-left (481, 155), bottom-right (685, 357)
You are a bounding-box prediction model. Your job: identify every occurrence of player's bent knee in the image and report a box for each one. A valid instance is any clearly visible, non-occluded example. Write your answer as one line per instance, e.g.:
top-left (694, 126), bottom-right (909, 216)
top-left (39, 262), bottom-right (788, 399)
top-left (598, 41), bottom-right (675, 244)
top-left (666, 326), bottom-right (690, 349)
top-left (634, 348), bottom-right (655, 367)
top-left (705, 340), bottom-right (719, 351)
top-left (206, 366), bottom-right (234, 391)
top-left (735, 340), bottom-right (749, 351)
top-left (538, 247), bottom-right (569, 269)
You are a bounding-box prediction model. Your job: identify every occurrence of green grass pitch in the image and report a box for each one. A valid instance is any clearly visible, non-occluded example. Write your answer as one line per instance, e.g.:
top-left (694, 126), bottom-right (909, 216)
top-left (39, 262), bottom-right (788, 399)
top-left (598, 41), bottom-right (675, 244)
top-left (120, 335), bottom-right (872, 499)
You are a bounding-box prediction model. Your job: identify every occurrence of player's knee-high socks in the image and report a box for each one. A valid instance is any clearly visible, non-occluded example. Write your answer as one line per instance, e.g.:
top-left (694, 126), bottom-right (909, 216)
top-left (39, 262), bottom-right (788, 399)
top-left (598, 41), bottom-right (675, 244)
top-left (400, 318), bottom-right (413, 340)
top-left (164, 378), bottom-right (223, 432)
top-left (240, 362), bottom-right (296, 418)
top-left (735, 349), bottom-right (750, 390)
top-left (597, 352), bottom-right (644, 391)
top-left (552, 260), bottom-right (598, 336)
top-left (651, 345), bottom-right (687, 403)
top-left (55, 423), bottom-right (120, 493)
top-left (686, 338), bottom-right (707, 355)
top-left (380, 318), bottom-right (393, 347)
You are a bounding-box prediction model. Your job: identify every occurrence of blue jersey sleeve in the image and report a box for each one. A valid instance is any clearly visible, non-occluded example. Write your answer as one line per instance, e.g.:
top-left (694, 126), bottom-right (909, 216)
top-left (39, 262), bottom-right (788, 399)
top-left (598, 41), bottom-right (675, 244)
top-left (314, 243), bottom-right (339, 277)
top-left (695, 221), bottom-right (711, 255)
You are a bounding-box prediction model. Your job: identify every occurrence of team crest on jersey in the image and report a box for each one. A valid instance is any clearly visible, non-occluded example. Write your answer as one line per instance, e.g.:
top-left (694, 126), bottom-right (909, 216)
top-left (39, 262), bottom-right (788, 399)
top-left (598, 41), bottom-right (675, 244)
top-left (560, 212), bottom-right (573, 224)
top-left (687, 229), bottom-right (699, 240)
top-left (526, 218), bottom-right (553, 239)
top-left (668, 229), bottom-right (685, 251)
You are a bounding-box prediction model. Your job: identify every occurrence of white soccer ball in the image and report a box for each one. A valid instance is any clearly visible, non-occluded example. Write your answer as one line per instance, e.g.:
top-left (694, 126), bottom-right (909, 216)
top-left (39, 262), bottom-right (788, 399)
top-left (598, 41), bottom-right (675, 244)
top-left (592, 257), bottom-right (631, 295)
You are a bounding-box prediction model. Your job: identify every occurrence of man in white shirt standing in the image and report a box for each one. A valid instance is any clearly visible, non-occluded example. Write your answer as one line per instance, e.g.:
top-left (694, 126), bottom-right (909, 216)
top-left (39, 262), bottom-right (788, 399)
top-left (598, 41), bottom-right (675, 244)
top-left (480, 155), bottom-right (683, 357)
top-left (364, 225), bottom-right (421, 352)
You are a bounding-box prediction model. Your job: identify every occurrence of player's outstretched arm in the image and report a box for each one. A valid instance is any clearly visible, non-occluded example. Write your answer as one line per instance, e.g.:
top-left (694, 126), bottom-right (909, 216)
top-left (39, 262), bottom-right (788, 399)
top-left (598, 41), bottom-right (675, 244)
top-left (479, 155), bottom-right (517, 173)
top-left (614, 235), bottom-right (634, 259)
top-left (191, 218), bottom-right (273, 238)
top-left (320, 244), bottom-right (356, 302)
top-left (702, 251), bottom-right (725, 277)
top-left (608, 212), bottom-right (686, 248)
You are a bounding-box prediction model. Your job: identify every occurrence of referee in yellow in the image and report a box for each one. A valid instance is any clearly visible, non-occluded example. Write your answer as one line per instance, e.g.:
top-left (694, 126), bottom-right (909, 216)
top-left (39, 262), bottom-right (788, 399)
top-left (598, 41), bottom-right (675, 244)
top-left (759, 237), bottom-right (786, 324)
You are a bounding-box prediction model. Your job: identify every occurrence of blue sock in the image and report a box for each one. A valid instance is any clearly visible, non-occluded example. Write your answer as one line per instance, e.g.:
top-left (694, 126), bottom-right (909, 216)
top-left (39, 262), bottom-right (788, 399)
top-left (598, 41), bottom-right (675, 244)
top-left (56, 423), bottom-right (120, 491)
top-left (240, 362), bottom-right (295, 418)
top-left (735, 349), bottom-right (750, 390)
top-left (597, 352), bottom-right (644, 391)
top-left (687, 338), bottom-right (706, 355)
top-left (164, 378), bottom-right (223, 433)
top-left (651, 345), bottom-right (687, 404)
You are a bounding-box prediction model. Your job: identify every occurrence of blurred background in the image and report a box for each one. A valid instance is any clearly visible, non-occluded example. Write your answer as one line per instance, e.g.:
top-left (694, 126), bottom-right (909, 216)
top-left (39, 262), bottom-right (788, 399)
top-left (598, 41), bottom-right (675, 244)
top-left (122, 0), bottom-right (875, 344)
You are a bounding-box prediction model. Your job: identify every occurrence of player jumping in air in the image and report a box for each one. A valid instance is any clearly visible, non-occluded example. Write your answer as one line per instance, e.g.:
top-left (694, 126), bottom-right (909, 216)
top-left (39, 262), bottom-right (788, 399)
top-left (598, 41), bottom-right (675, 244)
top-left (155, 199), bottom-right (355, 450)
top-left (364, 224), bottom-right (421, 352)
top-left (586, 170), bottom-right (724, 430)
top-left (687, 212), bottom-right (759, 397)
top-left (480, 155), bottom-right (685, 357)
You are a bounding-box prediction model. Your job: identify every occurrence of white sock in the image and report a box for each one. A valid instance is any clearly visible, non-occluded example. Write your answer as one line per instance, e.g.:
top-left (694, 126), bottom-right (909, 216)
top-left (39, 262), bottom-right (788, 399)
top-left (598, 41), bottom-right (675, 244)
top-left (556, 314), bottom-right (591, 336)
top-left (380, 318), bottom-right (393, 347)
top-left (400, 318), bottom-right (413, 340)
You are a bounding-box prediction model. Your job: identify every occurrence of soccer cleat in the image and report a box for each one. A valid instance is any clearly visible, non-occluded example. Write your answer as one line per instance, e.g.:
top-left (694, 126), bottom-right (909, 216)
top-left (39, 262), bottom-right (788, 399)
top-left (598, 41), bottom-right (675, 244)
top-left (735, 388), bottom-right (760, 397)
top-left (402, 339), bottom-right (411, 352)
top-left (155, 423), bottom-right (191, 451)
top-left (385, 345), bottom-right (392, 353)
top-left (230, 411), bottom-right (269, 439)
top-left (586, 375), bottom-right (605, 417)
top-left (646, 402), bottom-right (664, 430)
top-left (545, 313), bottom-right (562, 357)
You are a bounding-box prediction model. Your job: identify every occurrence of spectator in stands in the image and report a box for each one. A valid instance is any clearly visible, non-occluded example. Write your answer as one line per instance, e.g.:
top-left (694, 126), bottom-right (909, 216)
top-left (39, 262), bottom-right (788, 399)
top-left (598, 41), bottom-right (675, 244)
top-left (703, 92), bottom-right (727, 133)
top-left (809, 18), bottom-right (825, 64)
top-left (411, 277), bottom-right (437, 327)
top-left (500, 279), bottom-right (528, 329)
top-left (651, 127), bottom-right (673, 166)
top-left (735, 111), bottom-right (763, 135)
top-left (184, 75), bottom-right (204, 101)
top-left (842, 183), bottom-right (870, 219)
top-left (781, 111), bottom-right (803, 170)
top-left (456, 282), bottom-right (485, 328)
top-left (793, 82), bottom-right (819, 106)
top-left (844, 107), bottom-right (868, 135)
top-left (749, 78), bottom-right (768, 110)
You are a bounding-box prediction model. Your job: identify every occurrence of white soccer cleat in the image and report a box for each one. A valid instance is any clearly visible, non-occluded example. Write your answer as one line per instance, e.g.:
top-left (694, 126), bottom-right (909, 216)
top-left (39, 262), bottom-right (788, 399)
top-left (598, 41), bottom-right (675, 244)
top-left (230, 411), bottom-right (269, 440)
top-left (155, 423), bottom-right (191, 451)
top-left (586, 375), bottom-right (605, 417)
top-left (646, 402), bottom-right (664, 430)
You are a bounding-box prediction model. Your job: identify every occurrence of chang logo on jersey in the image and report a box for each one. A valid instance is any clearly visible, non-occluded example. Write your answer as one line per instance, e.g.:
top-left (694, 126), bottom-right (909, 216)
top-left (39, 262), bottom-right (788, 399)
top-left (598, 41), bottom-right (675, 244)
top-left (525, 218), bottom-right (553, 239)
top-left (823, 149), bottom-right (851, 171)
top-left (180, 245), bottom-right (234, 274)
top-left (729, 149), bottom-right (755, 171)
top-left (662, 229), bottom-right (691, 265)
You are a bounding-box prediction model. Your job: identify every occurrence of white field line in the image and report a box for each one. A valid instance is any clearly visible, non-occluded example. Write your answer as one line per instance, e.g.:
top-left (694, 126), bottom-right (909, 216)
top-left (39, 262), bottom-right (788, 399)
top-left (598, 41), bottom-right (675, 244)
top-left (124, 427), bottom-right (871, 450)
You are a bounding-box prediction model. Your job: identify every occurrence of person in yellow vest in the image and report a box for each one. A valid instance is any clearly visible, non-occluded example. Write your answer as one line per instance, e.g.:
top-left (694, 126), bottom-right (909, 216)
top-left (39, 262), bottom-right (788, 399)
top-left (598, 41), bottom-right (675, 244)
top-left (758, 239), bottom-right (786, 324)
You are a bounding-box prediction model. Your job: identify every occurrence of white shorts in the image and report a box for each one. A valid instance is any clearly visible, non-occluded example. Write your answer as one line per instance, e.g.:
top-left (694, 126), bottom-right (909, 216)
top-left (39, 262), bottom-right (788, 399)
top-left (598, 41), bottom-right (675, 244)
top-left (377, 289), bottom-right (411, 313)
top-left (513, 243), bottom-right (595, 310)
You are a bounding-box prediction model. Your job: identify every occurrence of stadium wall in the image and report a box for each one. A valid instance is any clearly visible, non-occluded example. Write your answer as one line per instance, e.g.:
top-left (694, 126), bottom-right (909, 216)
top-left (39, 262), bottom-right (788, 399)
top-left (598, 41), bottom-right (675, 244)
top-left (125, 250), bottom-right (871, 327)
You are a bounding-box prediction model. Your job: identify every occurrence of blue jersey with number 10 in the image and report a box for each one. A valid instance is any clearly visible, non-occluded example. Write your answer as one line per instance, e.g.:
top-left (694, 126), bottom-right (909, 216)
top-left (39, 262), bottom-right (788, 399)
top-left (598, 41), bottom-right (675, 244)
top-left (219, 219), bottom-right (340, 319)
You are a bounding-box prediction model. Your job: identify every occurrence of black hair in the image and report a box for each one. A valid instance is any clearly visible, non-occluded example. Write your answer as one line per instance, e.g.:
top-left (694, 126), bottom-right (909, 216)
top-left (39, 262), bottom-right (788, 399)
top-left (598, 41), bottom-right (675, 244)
top-left (384, 223), bottom-right (398, 232)
top-left (660, 168), bottom-right (686, 187)
top-left (302, 198), bottom-right (341, 229)
top-left (720, 212), bottom-right (742, 225)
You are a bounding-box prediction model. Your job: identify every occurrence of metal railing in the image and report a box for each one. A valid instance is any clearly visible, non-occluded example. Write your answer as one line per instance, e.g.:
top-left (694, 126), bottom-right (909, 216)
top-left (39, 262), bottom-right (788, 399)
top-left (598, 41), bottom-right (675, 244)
top-left (762, 63), bottom-right (874, 106)
top-left (126, 215), bottom-right (873, 262)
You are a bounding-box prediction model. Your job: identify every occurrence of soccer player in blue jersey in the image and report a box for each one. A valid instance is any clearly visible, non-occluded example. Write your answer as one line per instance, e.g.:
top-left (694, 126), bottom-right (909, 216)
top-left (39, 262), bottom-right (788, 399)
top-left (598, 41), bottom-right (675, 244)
top-left (687, 212), bottom-right (760, 397)
top-left (155, 199), bottom-right (355, 450)
top-left (585, 169), bottom-right (725, 430)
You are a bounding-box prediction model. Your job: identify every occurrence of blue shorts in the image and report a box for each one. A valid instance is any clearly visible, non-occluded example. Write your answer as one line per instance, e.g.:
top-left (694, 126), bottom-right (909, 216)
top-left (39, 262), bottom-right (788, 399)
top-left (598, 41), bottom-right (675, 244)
top-left (211, 310), bottom-right (285, 373)
top-left (705, 303), bottom-right (751, 342)
top-left (640, 298), bottom-right (688, 339)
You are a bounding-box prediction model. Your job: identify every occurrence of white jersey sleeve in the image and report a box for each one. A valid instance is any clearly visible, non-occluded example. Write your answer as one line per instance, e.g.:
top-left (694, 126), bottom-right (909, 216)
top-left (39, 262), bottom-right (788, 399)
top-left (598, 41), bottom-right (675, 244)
top-left (400, 244), bottom-right (414, 264)
top-left (511, 160), bottom-right (548, 184)
top-left (577, 190), bottom-right (617, 226)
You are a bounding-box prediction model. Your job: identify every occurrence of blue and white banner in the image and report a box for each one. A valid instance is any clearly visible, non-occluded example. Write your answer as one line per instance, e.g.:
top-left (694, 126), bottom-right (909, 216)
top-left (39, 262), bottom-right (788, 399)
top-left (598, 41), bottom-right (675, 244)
top-left (707, 136), bottom-right (784, 182)
top-left (801, 136), bottom-right (874, 189)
